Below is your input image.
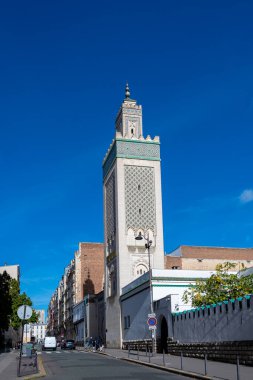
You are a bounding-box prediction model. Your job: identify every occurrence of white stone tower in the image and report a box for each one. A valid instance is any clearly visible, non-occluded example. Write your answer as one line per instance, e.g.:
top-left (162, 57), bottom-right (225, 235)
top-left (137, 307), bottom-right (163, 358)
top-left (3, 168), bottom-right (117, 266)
top-left (103, 84), bottom-right (164, 348)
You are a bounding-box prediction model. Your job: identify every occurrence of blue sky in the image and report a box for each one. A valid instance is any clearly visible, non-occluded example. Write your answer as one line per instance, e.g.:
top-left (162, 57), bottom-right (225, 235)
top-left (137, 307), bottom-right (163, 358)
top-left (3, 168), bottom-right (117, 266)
top-left (0, 1), bottom-right (253, 312)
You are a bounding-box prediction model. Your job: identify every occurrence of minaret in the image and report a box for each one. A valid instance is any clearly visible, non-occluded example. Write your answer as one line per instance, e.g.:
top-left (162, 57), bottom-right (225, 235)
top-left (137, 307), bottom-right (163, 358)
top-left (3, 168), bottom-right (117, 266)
top-left (103, 84), bottom-right (164, 348)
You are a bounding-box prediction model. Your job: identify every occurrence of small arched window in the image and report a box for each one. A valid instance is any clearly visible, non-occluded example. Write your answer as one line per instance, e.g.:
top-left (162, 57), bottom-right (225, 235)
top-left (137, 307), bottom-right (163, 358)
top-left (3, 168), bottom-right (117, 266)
top-left (134, 263), bottom-right (148, 278)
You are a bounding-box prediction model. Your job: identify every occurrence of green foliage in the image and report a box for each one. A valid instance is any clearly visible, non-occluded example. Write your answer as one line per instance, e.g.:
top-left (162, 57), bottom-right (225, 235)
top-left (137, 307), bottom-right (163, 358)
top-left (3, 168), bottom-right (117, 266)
top-left (182, 262), bottom-right (253, 307)
top-left (29, 310), bottom-right (39, 324)
top-left (0, 271), bottom-right (12, 332)
top-left (9, 279), bottom-right (38, 329)
top-left (0, 274), bottom-right (38, 343)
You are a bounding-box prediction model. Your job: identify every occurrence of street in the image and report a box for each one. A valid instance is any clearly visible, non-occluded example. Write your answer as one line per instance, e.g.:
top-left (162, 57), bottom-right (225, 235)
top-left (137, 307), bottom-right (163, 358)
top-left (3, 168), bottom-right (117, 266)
top-left (41, 349), bottom-right (192, 380)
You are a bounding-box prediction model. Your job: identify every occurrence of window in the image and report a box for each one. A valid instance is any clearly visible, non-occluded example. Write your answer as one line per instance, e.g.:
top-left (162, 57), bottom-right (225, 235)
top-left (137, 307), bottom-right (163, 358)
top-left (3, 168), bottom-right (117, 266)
top-left (134, 264), bottom-right (148, 278)
top-left (124, 315), bottom-right (131, 329)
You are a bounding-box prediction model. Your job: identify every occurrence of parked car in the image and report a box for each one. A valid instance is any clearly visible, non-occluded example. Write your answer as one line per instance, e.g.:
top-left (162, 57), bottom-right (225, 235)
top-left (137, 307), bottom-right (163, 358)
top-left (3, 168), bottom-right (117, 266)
top-left (61, 339), bottom-right (75, 350)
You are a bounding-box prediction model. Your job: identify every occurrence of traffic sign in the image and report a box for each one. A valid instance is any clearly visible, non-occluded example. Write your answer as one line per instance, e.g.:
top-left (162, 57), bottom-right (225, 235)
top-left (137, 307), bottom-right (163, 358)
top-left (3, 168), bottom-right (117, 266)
top-left (17, 305), bottom-right (33, 320)
top-left (149, 325), bottom-right (157, 330)
top-left (147, 316), bottom-right (157, 327)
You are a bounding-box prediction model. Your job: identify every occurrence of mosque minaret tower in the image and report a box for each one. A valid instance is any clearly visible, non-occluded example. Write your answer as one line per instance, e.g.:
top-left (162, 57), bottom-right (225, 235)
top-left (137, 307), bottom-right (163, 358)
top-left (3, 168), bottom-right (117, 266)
top-left (103, 84), bottom-right (164, 347)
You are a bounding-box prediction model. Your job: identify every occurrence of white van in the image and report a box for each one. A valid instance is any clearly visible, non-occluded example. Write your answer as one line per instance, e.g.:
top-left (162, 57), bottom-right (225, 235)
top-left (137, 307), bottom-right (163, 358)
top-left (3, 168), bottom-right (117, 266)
top-left (43, 336), bottom-right (57, 351)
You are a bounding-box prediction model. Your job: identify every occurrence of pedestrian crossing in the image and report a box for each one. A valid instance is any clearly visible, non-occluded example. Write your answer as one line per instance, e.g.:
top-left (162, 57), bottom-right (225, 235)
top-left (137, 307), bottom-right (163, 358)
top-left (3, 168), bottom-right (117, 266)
top-left (41, 350), bottom-right (86, 355)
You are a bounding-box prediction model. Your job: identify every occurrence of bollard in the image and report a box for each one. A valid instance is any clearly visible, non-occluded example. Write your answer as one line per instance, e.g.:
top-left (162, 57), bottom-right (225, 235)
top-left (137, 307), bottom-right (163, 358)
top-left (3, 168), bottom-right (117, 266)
top-left (149, 348), bottom-right (151, 363)
top-left (146, 345), bottom-right (147, 357)
top-left (163, 350), bottom-right (165, 366)
top-left (236, 355), bottom-right (240, 380)
top-left (180, 352), bottom-right (183, 370)
top-left (128, 347), bottom-right (130, 358)
top-left (137, 346), bottom-right (139, 360)
top-left (204, 353), bottom-right (207, 376)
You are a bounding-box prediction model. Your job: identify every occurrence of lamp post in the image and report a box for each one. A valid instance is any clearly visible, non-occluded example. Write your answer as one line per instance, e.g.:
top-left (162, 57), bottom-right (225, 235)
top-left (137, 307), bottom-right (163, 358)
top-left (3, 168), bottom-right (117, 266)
top-left (135, 232), bottom-right (156, 353)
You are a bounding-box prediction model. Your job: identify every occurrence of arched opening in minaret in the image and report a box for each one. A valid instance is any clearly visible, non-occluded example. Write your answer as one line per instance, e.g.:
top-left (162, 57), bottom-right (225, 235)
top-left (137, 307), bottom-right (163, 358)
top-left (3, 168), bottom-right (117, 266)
top-left (134, 263), bottom-right (148, 278)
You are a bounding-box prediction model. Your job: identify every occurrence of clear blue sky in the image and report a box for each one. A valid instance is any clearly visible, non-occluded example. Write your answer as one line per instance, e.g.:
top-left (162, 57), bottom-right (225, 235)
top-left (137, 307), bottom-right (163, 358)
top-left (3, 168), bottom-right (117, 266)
top-left (1, 1), bottom-right (253, 312)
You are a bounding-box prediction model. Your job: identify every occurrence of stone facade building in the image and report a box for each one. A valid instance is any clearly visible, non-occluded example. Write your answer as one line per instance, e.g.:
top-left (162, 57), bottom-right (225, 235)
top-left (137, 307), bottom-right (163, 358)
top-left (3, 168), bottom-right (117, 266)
top-left (47, 242), bottom-right (104, 341)
top-left (165, 245), bottom-right (253, 271)
top-left (35, 310), bottom-right (45, 324)
top-left (64, 260), bottom-right (75, 339)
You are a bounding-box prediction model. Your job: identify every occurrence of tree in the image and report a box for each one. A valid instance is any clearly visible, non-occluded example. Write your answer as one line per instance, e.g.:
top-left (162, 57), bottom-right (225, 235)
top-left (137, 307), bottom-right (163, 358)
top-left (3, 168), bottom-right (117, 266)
top-left (9, 279), bottom-right (38, 329)
top-left (0, 271), bottom-right (12, 332)
top-left (182, 262), bottom-right (253, 307)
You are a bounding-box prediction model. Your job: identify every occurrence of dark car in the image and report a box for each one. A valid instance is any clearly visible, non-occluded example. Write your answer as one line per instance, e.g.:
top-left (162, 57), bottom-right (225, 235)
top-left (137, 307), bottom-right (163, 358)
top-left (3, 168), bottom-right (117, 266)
top-left (61, 339), bottom-right (75, 350)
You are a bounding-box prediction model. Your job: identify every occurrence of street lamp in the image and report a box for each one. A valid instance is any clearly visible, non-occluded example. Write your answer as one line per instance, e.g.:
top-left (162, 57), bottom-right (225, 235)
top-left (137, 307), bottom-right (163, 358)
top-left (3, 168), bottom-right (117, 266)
top-left (135, 232), bottom-right (156, 353)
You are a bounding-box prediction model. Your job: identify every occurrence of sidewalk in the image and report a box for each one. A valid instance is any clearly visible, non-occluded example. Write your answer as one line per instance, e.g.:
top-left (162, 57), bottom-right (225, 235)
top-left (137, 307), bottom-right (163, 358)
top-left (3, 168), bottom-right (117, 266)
top-left (78, 347), bottom-right (252, 380)
top-left (0, 350), bottom-right (19, 380)
top-left (0, 350), bottom-right (40, 380)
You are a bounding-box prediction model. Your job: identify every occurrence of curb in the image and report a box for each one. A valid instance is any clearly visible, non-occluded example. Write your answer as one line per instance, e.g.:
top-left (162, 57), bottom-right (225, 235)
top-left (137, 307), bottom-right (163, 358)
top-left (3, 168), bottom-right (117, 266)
top-left (23, 356), bottom-right (46, 380)
top-left (100, 351), bottom-right (213, 380)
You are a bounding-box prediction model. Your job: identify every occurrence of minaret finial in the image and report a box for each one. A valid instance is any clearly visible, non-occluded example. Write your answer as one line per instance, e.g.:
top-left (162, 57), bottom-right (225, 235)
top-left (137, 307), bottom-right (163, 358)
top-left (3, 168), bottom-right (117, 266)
top-left (125, 82), bottom-right (130, 99)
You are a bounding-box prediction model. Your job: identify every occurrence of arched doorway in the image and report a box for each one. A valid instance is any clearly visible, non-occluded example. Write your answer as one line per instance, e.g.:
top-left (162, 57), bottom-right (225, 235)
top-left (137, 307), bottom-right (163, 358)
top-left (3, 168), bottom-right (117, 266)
top-left (160, 316), bottom-right (168, 353)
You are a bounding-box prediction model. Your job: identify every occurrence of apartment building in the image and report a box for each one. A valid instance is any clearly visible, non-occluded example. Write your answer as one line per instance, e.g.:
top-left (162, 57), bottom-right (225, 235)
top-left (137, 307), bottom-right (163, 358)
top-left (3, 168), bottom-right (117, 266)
top-left (165, 246), bottom-right (253, 271)
top-left (47, 242), bottom-right (104, 341)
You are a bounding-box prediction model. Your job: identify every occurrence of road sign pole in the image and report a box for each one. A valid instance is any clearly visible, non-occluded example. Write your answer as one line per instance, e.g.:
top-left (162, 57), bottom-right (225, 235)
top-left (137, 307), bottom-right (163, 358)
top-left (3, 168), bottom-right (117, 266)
top-left (18, 306), bottom-right (26, 377)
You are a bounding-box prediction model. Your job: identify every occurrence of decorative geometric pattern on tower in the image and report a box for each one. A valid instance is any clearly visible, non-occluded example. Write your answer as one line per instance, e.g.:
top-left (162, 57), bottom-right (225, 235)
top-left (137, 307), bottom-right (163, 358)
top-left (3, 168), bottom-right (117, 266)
top-left (123, 108), bottom-right (142, 115)
top-left (103, 140), bottom-right (160, 179)
top-left (105, 171), bottom-right (116, 246)
top-left (117, 140), bottom-right (160, 158)
top-left (124, 165), bottom-right (156, 233)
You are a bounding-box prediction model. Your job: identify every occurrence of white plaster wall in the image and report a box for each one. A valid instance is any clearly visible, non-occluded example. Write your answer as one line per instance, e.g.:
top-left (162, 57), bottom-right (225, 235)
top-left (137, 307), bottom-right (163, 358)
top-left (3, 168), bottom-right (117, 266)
top-left (172, 296), bottom-right (253, 342)
top-left (122, 287), bottom-right (151, 341)
top-left (105, 298), bottom-right (121, 347)
top-left (0, 265), bottom-right (19, 281)
top-left (103, 165), bottom-right (122, 347)
top-left (116, 158), bottom-right (164, 293)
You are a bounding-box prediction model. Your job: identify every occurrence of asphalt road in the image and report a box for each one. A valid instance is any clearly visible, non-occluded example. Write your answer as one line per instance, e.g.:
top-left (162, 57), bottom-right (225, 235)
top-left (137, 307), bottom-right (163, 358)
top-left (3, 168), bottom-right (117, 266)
top-left (41, 350), bottom-right (193, 380)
